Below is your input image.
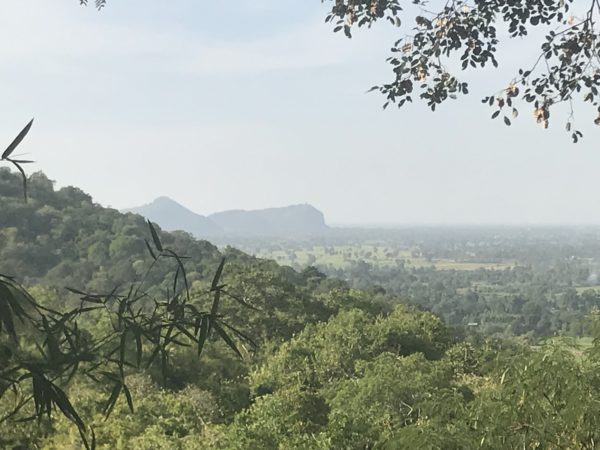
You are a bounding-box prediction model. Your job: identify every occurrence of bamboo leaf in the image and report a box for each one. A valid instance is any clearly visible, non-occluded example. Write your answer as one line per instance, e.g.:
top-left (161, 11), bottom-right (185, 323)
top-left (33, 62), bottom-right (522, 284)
top-left (144, 239), bottom-right (157, 260)
top-left (8, 160), bottom-right (28, 201)
top-left (212, 321), bottom-right (242, 358)
top-left (119, 331), bottom-right (127, 380)
top-left (51, 383), bottom-right (86, 431)
top-left (172, 264), bottom-right (181, 298)
top-left (210, 289), bottom-right (221, 318)
top-left (103, 382), bottom-right (122, 419)
top-left (147, 220), bottom-right (163, 252)
top-left (197, 316), bottom-right (209, 357)
top-left (0, 294), bottom-right (17, 341)
top-left (222, 290), bottom-right (260, 311)
top-left (211, 258), bottom-right (226, 292)
top-left (122, 383), bottom-right (134, 414)
top-left (2, 118), bottom-right (33, 160)
top-left (220, 321), bottom-right (258, 349)
top-left (134, 329), bottom-right (142, 368)
top-left (163, 249), bottom-right (189, 301)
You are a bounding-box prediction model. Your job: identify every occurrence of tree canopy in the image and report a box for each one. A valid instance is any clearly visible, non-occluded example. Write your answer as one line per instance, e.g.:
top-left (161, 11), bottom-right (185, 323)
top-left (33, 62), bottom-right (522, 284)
top-left (323, 0), bottom-right (600, 141)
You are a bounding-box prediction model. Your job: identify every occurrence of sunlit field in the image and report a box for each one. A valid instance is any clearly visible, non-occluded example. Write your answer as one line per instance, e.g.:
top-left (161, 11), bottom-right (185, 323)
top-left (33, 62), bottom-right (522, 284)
top-left (252, 244), bottom-right (515, 271)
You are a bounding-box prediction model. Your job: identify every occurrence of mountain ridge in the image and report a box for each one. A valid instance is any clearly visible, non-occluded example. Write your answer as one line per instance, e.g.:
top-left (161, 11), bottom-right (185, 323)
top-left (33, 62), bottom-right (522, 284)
top-left (124, 196), bottom-right (330, 238)
top-left (124, 196), bottom-right (223, 237)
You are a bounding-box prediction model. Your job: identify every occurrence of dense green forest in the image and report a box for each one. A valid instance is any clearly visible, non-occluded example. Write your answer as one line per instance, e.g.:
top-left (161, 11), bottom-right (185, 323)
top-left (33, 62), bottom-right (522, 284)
top-left (3, 168), bottom-right (600, 449)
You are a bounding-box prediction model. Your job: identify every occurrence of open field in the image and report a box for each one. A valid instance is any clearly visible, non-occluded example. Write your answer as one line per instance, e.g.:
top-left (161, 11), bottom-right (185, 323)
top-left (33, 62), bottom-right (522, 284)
top-left (576, 285), bottom-right (600, 294)
top-left (252, 244), bottom-right (515, 271)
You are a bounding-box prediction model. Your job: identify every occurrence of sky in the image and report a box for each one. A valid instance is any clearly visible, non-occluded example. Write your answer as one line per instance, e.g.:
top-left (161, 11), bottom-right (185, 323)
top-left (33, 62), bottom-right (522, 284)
top-left (0, 0), bottom-right (599, 225)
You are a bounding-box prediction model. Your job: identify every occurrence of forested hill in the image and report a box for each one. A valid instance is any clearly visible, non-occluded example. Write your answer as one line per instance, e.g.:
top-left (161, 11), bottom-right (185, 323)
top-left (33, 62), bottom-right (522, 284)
top-left (126, 196), bottom-right (330, 238)
top-left (0, 169), bottom-right (220, 291)
top-left (5, 168), bottom-right (600, 448)
top-left (0, 169), bottom-right (333, 302)
top-left (0, 167), bottom-right (374, 341)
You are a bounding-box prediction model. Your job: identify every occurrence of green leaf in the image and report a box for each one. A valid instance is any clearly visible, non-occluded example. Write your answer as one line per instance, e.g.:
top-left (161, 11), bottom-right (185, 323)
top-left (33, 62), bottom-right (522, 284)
top-left (51, 383), bottom-right (86, 431)
top-left (145, 342), bottom-right (161, 370)
top-left (2, 118), bottom-right (34, 160)
top-left (144, 239), bottom-right (157, 260)
top-left (211, 258), bottom-right (226, 291)
top-left (172, 264), bottom-right (181, 297)
top-left (147, 220), bottom-right (163, 252)
top-left (31, 374), bottom-right (46, 419)
top-left (220, 321), bottom-right (257, 349)
top-left (122, 383), bottom-right (134, 414)
top-left (0, 290), bottom-right (17, 341)
top-left (119, 331), bottom-right (127, 379)
top-left (103, 382), bottom-right (122, 419)
top-left (165, 249), bottom-right (189, 300)
top-left (79, 426), bottom-right (95, 450)
top-left (8, 160), bottom-right (28, 201)
top-left (223, 290), bottom-right (260, 311)
top-left (212, 321), bottom-right (242, 358)
top-left (197, 316), bottom-right (209, 357)
top-left (134, 329), bottom-right (142, 368)
top-left (210, 289), bottom-right (221, 318)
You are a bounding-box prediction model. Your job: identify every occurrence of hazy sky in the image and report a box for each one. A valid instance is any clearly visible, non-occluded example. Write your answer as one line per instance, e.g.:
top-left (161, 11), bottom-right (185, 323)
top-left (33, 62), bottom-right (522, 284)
top-left (1, 1), bottom-right (599, 225)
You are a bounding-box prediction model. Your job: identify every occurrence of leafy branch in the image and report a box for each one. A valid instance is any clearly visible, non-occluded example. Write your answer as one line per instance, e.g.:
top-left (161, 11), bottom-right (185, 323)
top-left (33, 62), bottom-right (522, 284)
top-left (1, 119), bottom-right (34, 200)
top-left (325, 0), bottom-right (600, 141)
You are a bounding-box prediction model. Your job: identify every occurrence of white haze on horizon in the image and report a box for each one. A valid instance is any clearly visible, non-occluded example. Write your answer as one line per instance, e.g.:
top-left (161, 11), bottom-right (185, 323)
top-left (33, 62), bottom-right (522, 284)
top-left (0, 1), bottom-right (599, 225)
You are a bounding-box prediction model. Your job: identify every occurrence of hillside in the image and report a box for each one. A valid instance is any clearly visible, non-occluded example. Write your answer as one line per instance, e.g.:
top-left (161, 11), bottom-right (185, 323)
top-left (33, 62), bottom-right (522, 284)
top-left (0, 170), bottom-right (316, 297)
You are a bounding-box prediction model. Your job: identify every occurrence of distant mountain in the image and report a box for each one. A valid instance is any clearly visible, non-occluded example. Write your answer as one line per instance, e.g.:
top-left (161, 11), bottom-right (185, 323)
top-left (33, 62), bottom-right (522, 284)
top-left (124, 198), bottom-right (330, 238)
top-left (209, 204), bottom-right (329, 236)
top-left (124, 197), bottom-right (223, 237)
